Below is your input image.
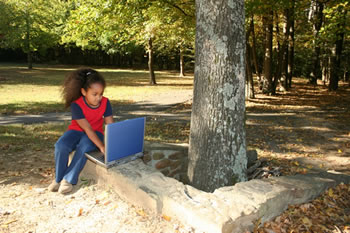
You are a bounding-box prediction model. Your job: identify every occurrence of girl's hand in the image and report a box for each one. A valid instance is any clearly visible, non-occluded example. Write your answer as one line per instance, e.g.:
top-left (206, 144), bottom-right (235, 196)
top-left (99, 145), bottom-right (105, 154)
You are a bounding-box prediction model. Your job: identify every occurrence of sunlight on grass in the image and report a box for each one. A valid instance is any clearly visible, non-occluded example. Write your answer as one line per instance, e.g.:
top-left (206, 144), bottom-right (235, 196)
top-left (0, 122), bottom-right (69, 153)
top-left (0, 120), bottom-right (189, 154)
top-left (0, 64), bottom-right (193, 115)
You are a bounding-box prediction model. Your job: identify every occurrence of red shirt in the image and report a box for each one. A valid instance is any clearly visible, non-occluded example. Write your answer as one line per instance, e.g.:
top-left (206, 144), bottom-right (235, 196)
top-left (68, 96), bottom-right (112, 134)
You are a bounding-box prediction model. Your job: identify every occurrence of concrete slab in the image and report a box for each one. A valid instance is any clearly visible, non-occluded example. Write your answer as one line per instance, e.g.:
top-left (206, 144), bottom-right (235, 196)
top-left (81, 159), bottom-right (350, 233)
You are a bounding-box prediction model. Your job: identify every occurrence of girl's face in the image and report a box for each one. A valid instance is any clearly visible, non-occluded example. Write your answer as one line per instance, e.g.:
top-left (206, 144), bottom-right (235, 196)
top-left (81, 83), bottom-right (104, 108)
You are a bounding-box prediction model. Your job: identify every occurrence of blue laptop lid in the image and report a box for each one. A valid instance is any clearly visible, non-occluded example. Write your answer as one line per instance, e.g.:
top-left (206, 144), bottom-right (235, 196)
top-left (105, 117), bottom-right (145, 162)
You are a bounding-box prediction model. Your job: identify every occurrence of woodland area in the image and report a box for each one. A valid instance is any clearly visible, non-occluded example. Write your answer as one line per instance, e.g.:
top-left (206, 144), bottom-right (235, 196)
top-left (1, 0), bottom-right (350, 230)
top-left (0, 0), bottom-right (349, 89)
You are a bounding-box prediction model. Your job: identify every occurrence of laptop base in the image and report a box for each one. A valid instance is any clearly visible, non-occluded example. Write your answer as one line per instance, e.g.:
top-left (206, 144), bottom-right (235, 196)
top-left (85, 151), bottom-right (144, 169)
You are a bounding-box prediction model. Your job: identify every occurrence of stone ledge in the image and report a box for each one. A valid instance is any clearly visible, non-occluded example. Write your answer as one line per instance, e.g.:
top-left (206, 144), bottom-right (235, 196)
top-left (81, 159), bottom-right (350, 233)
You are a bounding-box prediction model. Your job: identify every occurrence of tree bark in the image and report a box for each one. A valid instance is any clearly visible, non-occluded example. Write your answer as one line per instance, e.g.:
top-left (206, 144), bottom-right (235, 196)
top-left (329, 10), bottom-right (346, 91)
top-left (179, 46), bottom-right (185, 77)
top-left (321, 56), bottom-right (329, 85)
top-left (273, 14), bottom-right (283, 92)
top-left (262, 11), bottom-right (274, 94)
top-left (245, 18), bottom-right (255, 99)
top-left (287, 0), bottom-right (295, 89)
top-left (310, 0), bottom-right (324, 85)
top-left (251, 16), bottom-right (263, 90)
top-left (250, 16), bottom-right (262, 90)
top-left (278, 8), bottom-right (291, 92)
top-left (188, 0), bottom-right (247, 192)
top-left (25, 11), bottom-right (32, 70)
top-left (329, 35), bottom-right (344, 91)
top-left (246, 43), bottom-right (255, 99)
top-left (148, 37), bottom-right (156, 85)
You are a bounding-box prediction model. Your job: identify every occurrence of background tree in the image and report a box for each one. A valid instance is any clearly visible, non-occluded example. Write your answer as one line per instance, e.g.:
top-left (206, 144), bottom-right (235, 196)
top-left (321, 0), bottom-right (349, 91)
top-left (150, 0), bottom-right (195, 77)
top-left (187, 0), bottom-right (247, 192)
top-left (0, 0), bottom-right (67, 69)
top-left (62, 0), bottom-right (195, 84)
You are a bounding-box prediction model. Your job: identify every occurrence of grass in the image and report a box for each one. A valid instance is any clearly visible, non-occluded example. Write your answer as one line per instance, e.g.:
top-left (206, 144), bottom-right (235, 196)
top-left (0, 122), bottom-right (68, 153)
top-left (0, 120), bottom-right (189, 155)
top-left (0, 63), bottom-right (193, 153)
top-left (0, 63), bottom-right (193, 115)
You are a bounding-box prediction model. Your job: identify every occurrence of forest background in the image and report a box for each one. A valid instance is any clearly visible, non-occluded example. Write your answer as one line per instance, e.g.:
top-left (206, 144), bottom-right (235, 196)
top-left (0, 0), bottom-right (349, 91)
top-left (1, 0), bottom-right (350, 231)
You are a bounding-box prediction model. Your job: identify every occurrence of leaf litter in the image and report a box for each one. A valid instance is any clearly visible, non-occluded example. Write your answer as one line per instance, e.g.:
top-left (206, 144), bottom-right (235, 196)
top-left (255, 183), bottom-right (350, 232)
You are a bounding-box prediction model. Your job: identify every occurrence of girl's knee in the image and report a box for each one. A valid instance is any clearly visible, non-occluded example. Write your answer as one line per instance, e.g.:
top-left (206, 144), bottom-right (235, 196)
top-left (76, 144), bottom-right (96, 154)
top-left (55, 140), bottom-right (72, 154)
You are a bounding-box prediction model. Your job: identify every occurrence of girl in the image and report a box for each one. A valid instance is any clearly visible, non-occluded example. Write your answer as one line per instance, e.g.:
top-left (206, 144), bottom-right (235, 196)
top-left (48, 68), bottom-right (113, 194)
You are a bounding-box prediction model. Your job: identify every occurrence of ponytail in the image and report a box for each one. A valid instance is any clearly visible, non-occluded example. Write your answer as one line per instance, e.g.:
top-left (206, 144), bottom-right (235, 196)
top-left (62, 68), bottom-right (106, 108)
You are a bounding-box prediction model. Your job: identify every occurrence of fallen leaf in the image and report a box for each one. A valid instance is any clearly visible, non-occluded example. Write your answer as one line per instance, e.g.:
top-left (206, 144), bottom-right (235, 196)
top-left (162, 215), bottom-right (171, 221)
top-left (104, 201), bottom-right (111, 206)
top-left (2, 219), bottom-right (17, 226)
top-left (302, 217), bottom-right (312, 227)
top-left (306, 165), bottom-right (313, 169)
top-left (65, 200), bottom-right (73, 205)
top-left (78, 208), bottom-right (83, 217)
top-left (328, 188), bottom-right (334, 197)
top-left (136, 209), bottom-right (147, 217)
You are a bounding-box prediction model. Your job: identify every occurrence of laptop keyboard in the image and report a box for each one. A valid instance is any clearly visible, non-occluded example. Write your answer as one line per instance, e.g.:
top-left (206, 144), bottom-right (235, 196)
top-left (95, 153), bottom-right (105, 163)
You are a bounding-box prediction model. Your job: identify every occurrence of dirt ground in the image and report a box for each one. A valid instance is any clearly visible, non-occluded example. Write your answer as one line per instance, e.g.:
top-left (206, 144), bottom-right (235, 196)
top-left (1, 78), bottom-right (350, 233)
top-left (246, 79), bottom-right (350, 175)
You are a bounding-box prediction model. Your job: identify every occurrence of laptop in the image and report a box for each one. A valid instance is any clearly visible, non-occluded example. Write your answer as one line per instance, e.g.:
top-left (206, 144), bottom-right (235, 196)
top-left (85, 117), bottom-right (146, 168)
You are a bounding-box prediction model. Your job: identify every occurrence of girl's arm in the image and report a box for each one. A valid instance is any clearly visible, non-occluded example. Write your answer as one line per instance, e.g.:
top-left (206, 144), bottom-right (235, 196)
top-left (104, 115), bottom-right (114, 125)
top-left (76, 118), bottom-right (105, 154)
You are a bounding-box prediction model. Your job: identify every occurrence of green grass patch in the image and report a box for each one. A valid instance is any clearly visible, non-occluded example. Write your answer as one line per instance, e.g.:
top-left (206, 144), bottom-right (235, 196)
top-left (0, 120), bottom-right (190, 154)
top-left (0, 63), bottom-right (193, 115)
top-left (0, 122), bottom-right (69, 153)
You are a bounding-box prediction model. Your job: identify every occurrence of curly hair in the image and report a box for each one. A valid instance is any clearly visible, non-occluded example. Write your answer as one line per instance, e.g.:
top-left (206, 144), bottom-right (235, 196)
top-left (62, 68), bottom-right (106, 108)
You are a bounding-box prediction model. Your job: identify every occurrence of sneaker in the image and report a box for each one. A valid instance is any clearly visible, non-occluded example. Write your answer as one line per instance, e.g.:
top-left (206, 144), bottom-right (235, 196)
top-left (48, 180), bottom-right (60, 192)
top-left (58, 180), bottom-right (73, 194)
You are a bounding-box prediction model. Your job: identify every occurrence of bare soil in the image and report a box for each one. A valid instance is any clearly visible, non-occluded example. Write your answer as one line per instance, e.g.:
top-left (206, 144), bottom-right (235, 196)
top-left (0, 150), bottom-right (196, 233)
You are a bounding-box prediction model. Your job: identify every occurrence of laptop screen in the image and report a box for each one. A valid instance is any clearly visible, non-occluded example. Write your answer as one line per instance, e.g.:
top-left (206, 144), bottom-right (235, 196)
top-left (105, 117), bottom-right (145, 162)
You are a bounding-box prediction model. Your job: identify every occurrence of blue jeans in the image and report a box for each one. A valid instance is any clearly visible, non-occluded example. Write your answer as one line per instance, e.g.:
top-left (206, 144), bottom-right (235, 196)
top-left (54, 130), bottom-right (103, 185)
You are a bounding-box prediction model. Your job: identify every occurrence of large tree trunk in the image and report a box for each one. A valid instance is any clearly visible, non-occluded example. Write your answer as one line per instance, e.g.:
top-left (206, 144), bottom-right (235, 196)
top-left (329, 34), bottom-right (344, 91)
top-left (25, 12), bottom-right (32, 70)
top-left (273, 14), bottom-right (283, 92)
top-left (188, 0), bottom-right (247, 192)
top-left (310, 0), bottom-right (324, 85)
top-left (329, 10), bottom-right (346, 91)
top-left (278, 8), bottom-right (291, 92)
top-left (245, 18), bottom-right (255, 99)
top-left (148, 37), bottom-right (156, 85)
top-left (250, 16), bottom-right (262, 90)
top-left (262, 11), bottom-right (274, 94)
top-left (287, 0), bottom-right (295, 89)
top-left (246, 43), bottom-right (255, 99)
top-left (321, 56), bottom-right (330, 85)
top-left (179, 46), bottom-right (185, 77)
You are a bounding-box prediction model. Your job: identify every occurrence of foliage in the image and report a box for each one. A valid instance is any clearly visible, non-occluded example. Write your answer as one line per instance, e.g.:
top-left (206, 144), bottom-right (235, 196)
top-left (320, 0), bottom-right (349, 44)
top-left (0, 0), bottom-right (68, 55)
top-left (245, 0), bottom-right (349, 83)
top-left (61, 0), bottom-right (195, 59)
